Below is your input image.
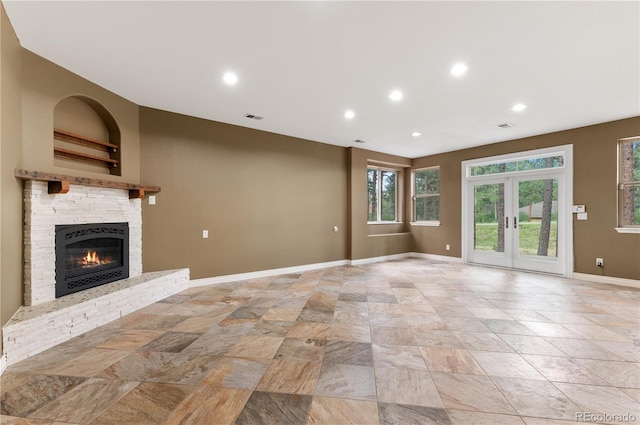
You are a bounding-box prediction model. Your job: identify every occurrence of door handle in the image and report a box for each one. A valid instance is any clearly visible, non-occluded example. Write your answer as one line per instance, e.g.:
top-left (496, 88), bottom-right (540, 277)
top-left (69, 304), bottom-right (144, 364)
top-left (514, 216), bottom-right (517, 228)
top-left (505, 217), bottom-right (509, 229)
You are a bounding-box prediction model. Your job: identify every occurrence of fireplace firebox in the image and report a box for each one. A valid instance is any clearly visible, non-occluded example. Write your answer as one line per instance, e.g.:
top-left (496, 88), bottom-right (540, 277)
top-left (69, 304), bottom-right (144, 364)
top-left (55, 222), bottom-right (129, 298)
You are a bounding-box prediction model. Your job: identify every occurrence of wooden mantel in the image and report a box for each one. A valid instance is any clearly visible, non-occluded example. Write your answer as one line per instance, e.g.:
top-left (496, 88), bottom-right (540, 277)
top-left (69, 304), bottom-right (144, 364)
top-left (15, 169), bottom-right (161, 199)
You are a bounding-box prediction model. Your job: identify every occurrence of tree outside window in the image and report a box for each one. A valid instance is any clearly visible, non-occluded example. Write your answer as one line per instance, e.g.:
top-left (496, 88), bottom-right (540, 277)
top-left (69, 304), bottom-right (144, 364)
top-left (414, 167), bottom-right (440, 222)
top-left (368, 168), bottom-right (397, 222)
top-left (620, 137), bottom-right (640, 227)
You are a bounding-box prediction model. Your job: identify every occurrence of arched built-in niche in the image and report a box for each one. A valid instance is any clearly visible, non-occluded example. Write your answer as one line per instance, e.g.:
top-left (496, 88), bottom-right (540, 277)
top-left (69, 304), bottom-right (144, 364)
top-left (53, 96), bottom-right (122, 176)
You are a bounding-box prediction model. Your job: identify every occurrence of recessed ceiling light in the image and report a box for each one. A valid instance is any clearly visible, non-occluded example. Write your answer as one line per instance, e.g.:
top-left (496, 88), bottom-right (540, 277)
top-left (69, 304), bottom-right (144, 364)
top-left (450, 63), bottom-right (468, 76)
top-left (411, 132), bottom-right (422, 137)
top-left (344, 110), bottom-right (355, 120)
top-left (512, 103), bottom-right (527, 112)
top-left (389, 90), bottom-right (403, 102)
top-left (223, 71), bottom-right (238, 85)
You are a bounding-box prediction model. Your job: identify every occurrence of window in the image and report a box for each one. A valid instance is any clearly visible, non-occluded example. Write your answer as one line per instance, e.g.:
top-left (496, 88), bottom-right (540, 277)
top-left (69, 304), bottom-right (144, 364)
top-left (618, 137), bottom-right (640, 230)
top-left (413, 167), bottom-right (440, 223)
top-left (469, 154), bottom-right (564, 176)
top-left (367, 167), bottom-right (397, 222)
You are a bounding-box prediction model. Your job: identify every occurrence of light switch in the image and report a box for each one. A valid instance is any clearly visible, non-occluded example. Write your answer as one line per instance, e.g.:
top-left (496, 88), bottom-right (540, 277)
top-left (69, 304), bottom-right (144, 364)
top-left (572, 205), bottom-right (585, 213)
top-left (577, 212), bottom-right (588, 220)
top-left (202, 230), bottom-right (209, 238)
top-left (149, 195), bottom-right (156, 205)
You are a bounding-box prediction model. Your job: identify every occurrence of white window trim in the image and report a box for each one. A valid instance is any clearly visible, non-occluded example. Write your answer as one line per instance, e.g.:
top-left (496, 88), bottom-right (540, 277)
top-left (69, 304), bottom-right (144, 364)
top-left (461, 144), bottom-right (574, 278)
top-left (615, 227), bottom-right (640, 234)
top-left (367, 166), bottom-right (400, 223)
top-left (410, 221), bottom-right (440, 227)
top-left (617, 136), bottom-right (640, 231)
top-left (412, 166), bottom-right (440, 224)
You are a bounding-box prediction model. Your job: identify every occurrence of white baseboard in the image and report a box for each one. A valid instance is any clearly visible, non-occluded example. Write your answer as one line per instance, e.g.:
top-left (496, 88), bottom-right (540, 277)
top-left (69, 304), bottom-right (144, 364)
top-left (349, 253), bottom-right (410, 266)
top-left (189, 254), bottom-right (466, 288)
top-left (572, 272), bottom-right (640, 289)
top-left (408, 252), bottom-right (464, 263)
top-left (189, 260), bottom-right (349, 288)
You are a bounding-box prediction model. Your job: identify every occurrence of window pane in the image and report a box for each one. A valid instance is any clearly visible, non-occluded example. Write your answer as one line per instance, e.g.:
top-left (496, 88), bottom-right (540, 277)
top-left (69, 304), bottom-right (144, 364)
top-left (470, 155), bottom-right (563, 176)
top-left (621, 140), bottom-right (640, 184)
top-left (471, 164), bottom-right (498, 176)
top-left (367, 169), bottom-right (378, 222)
top-left (621, 185), bottom-right (640, 226)
top-left (517, 156), bottom-right (564, 171)
top-left (381, 170), bottom-right (396, 221)
top-left (415, 196), bottom-right (439, 221)
top-left (415, 168), bottom-right (440, 195)
top-left (474, 183), bottom-right (505, 253)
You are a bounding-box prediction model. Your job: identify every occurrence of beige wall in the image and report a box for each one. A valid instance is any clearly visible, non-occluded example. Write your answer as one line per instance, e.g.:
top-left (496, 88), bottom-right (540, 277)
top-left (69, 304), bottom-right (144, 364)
top-left (1, 4), bottom-right (638, 353)
top-left (1, 4), bottom-right (24, 341)
top-left (139, 107), bottom-right (348, 279)
top-left (20, 50), bottom-right (140, 182)
top-left (0, 27), bottom-right (142, 338)
top-left (412, 117), bottom-right (640, 280)
top-left (348, 147), bottom-right (414, 260)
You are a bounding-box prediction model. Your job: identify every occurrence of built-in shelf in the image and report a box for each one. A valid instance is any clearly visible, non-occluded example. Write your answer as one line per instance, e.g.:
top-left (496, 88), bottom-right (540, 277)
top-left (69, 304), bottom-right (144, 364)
top-left (15, 169), bottom-right (160, 199)
top-left (54, 147), bottom-right (120, 168)
top-left (53, 129), bottom-right (120, 172)
top-left (54, 129), bottom-right (119, 152)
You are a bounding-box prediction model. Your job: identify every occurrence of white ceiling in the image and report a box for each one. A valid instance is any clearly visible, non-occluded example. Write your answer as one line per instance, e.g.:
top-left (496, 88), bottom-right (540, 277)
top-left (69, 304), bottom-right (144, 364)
top-left (4, 1), bottom-right (639, 158)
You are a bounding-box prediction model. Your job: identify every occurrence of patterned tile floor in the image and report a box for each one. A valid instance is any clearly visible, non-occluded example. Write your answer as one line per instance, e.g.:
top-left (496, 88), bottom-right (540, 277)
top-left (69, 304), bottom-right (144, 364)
top-left (1, 259), bottom-right (639, 424)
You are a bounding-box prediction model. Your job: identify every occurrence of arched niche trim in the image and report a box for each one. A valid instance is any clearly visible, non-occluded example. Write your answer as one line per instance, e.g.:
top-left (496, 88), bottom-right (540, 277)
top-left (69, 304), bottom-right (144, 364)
top-left (53, 95), bottom-right (122, 176)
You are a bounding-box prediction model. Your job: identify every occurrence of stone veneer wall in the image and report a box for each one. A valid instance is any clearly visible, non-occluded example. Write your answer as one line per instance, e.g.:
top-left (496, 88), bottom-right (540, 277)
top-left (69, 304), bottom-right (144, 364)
top-left (3, 269), bottom-right (189, 367)
top-left (24, 181), bottom-right (142, 305)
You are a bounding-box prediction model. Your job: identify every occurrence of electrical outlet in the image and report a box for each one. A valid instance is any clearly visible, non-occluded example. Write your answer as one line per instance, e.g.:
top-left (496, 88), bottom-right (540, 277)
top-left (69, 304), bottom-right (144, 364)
top-left (202, 230), bottom-right (209, 239)
top-left (596, 258), bottom-right (603, 267)
top-left (445, 244), bottom-right (451, 251)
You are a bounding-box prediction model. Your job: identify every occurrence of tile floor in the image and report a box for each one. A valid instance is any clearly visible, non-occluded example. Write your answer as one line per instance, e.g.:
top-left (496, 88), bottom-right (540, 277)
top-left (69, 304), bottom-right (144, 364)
top-left (1, 259), bottom-right (639, 424)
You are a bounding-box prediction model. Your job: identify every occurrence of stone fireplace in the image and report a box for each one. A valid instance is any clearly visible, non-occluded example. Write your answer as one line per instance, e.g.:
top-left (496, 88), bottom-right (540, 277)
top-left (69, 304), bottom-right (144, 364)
top-left (1, 173), bottom-right (189, 370)
top-left (23, 180), bottom-right (142, 306)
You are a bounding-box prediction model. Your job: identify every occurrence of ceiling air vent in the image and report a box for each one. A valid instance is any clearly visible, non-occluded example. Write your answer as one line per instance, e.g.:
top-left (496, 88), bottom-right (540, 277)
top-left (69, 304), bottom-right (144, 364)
top-left (496, 122), bottom-right (514, 129)
top-left (354, 139), bottom-right (367, 144)
top-left (244, 113), bottom-right (264, 120)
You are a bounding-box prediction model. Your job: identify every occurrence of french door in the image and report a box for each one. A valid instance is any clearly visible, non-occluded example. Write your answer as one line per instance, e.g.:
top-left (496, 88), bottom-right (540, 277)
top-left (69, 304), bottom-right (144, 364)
top-left (463, 146), bottom-right (573, 276)
top-left (468, 172), bottom-right (565, 274)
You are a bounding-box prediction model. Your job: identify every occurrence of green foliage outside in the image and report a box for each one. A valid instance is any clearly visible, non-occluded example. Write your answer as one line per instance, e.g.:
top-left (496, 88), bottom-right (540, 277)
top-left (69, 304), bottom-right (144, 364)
top-left (471, 155), bottom-right (564, 177)
top-left (367, 169), bottom-right (377, 222)
top-left (474, 180), bottom-right (558, 224)
top-left (381, 171), bottom-right (396, 221)
top-left (622, 140), bottom-right (640, 225)
top-left (368, 168), bottom-right (397, 222)
top-left (475, 221), bottom-right (558, 256)
top-left (414, 168), bottom-right (440, 221)
top-left (631, 186), bottom-right (640, 225)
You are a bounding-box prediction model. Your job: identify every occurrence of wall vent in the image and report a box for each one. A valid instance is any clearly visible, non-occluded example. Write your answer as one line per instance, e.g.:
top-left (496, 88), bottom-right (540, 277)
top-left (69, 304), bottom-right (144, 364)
top-left (496, 122), bottom-right (514, 129)
top-left (244, 113), bottom-right (264, 120)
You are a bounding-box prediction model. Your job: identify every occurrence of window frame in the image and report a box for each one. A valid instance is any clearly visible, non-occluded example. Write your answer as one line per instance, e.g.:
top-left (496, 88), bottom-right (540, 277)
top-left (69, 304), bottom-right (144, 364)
top-left (367, 166), bottom-right (399, 223)
top-left (411, 166), bottom-right (441, 226)
top-left (616, 136), bottom-right (640, 233)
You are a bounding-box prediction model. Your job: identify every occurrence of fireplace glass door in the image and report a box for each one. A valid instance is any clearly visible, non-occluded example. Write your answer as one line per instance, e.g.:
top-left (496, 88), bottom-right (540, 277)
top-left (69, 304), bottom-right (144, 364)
top-left (65, 238), bottom-right (123, 279)
top-left (55, 222), bottom-right (129, 297)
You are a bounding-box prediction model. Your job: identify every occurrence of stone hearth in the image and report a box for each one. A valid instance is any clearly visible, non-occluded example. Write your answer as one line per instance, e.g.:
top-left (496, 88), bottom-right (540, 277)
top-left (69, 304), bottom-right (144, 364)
top-left (1, 177), bottom-right (189, 370)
